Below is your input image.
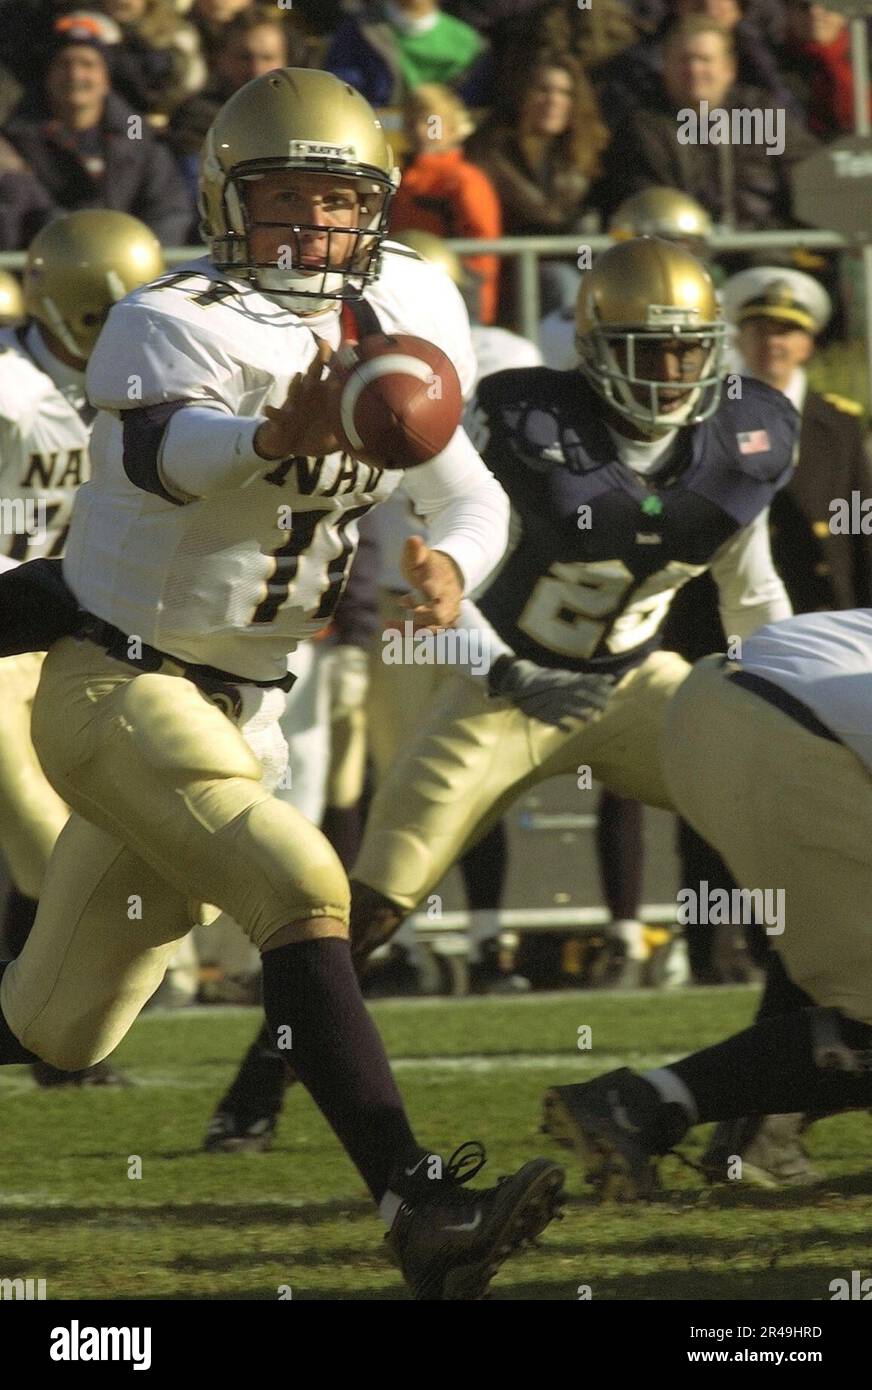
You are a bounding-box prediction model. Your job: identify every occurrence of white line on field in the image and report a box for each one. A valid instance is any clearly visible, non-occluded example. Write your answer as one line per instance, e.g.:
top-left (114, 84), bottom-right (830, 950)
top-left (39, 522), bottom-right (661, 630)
top-left (0, 1052), bottom-right (675, 1092)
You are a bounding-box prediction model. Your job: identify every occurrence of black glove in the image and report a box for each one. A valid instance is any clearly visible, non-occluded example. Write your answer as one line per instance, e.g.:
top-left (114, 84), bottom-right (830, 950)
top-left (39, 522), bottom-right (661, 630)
top-left (487, 655), bottom-right (617, 730)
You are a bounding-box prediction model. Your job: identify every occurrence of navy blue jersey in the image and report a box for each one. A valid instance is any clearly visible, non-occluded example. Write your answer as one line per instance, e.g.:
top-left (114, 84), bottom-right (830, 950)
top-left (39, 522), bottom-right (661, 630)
top-left (470, 370), bottom-right (797, 675)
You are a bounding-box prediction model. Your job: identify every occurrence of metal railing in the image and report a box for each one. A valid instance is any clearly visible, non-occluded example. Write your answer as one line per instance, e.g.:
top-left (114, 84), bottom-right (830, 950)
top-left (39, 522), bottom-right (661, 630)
top-left (0, 227), bottom-right (852, 353)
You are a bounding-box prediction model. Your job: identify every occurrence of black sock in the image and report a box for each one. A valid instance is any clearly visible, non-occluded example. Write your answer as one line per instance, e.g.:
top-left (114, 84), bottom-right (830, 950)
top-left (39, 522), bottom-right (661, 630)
top-left (218, 1018), bottom-right (291, 1121)
top-left (597, 791), bottom-right (643, 921)
top-left (459, 820), bottom-right (507, 910)
top-left (0, 964), bottom-right (38, 1064)
top-left (321, 805), bottom-right (364, 872)
top-left (670, 1008), bottom-right (872, 1121)
top-left (261, 937), bottom-right (417, 1200)
top-left (3, 889), bottom-right (38, 959)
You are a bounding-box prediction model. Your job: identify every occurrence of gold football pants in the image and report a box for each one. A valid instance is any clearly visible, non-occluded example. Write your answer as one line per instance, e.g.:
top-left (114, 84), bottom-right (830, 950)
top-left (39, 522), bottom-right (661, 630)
top-left (664, 655), bottom-right (872, 1025)
top-left (0, 637), bottom-right (349, 1069)
top-left (353, 649), bottom-right (689, 912)
top-left (0, 652), bottom-right (68, 899)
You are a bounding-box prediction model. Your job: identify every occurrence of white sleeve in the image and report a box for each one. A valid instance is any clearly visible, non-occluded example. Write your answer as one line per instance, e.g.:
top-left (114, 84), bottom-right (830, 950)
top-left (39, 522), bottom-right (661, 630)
top-left (453, 597), bottom-right (515, 677)
top-left (158, 404), bottom-right (266, 500)
top-left (709, 509), bottom-right (792, 642)
top-left (400, 426), bottom-right (509, 593)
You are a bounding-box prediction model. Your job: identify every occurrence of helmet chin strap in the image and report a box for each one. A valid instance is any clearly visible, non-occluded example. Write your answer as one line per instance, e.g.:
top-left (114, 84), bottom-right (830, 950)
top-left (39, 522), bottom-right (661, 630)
top-left (254, 266), bottom-right (344, 312)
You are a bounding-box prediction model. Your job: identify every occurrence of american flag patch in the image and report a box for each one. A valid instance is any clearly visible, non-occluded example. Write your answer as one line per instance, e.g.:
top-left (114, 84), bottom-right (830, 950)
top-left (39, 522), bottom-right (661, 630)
top-left (737, 430), bottom-right (770, 454)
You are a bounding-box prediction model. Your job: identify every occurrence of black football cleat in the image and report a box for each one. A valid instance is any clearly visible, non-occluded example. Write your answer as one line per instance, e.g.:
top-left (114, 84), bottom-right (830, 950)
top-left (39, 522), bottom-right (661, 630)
top-left (542, 1069), bottom-right (689, 1201)
top-left (386, 1142), bottom-right (564, 1300)
top-left (203, 1109), bottom-right (277, 1153)
top-left (31, 1059), bottom-right (132, 1088)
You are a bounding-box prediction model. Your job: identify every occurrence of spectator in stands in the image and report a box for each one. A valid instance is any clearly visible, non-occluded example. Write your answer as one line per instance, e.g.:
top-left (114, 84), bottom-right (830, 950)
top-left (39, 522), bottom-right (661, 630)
top-left (389, 84), bottom-right (501, 323)
top-left (596, 0), bottom-right (797, 132)
top-left (601, 17), bottom-right (818, 228)
top-left (466, 51), bottom-right (609, 314)
top-left (168, 9), bottom-right (295, 213)
top-left (0, 133), bottom-right (54, 251)
top-left (97, 0), bottom-right (207, 116)
top-left (3, 20), bottom-right (193, 245)
top-left (525, 0), bottom-right (640, 75)
top-left (325, 1), bottom-right (490, 108)
top-left (781, 0), bottom-right (872, 139)
top-left (189, 0), bottom-right (254, 70)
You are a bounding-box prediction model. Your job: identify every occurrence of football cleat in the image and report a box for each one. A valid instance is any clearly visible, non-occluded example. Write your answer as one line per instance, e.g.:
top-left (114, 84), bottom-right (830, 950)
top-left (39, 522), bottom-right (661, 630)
top-left (203, 1109), bottom-right (277, 1153)
top-left (542, 1069), bottom-right (689, 1201)
top-left (31, 1059), bottom-right (132, 1088)
top-left (700, 1114), bottom-right (819, 1188)
top-left (386, 1142), bottom-right (564, 1300)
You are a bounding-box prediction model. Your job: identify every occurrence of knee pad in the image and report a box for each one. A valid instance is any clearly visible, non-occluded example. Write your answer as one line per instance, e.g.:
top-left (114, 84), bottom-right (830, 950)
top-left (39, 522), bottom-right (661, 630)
top-left (239, 800), bottom-right (351, 951)
top-left (349, 879), bottom-right (404, 963)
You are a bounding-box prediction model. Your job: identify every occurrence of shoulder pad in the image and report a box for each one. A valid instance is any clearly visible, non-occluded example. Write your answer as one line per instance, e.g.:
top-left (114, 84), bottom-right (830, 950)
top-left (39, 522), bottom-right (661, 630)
top-left (476, 366), bottom-right (564, 410)
top-left (822, 392), bottom-right (863, 417)
top-left (714, 376), bottom-right (799, 483)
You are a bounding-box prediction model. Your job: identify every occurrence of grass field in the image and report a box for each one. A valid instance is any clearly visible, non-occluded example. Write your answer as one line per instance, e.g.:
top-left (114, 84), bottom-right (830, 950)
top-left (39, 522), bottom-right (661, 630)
top-left (1, 985), bottom-right (871, 1301)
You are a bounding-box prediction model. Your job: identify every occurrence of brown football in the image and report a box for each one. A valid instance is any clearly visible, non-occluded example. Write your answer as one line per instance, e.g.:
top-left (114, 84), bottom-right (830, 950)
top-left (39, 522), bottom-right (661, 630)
top-left (329, 333), bottom-right (463, 469)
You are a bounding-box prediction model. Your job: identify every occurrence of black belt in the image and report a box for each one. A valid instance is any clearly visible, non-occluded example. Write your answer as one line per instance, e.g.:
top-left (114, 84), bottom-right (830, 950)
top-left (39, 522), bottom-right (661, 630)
top-left (76, 613), bottom-right (296, 694)
top-left (728, 668), bottom-right (840, 745)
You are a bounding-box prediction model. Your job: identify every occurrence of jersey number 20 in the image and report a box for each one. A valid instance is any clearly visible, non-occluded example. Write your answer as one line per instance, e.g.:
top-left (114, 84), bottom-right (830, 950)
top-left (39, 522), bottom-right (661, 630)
top-left (517, 559), bottom-right (704, 659)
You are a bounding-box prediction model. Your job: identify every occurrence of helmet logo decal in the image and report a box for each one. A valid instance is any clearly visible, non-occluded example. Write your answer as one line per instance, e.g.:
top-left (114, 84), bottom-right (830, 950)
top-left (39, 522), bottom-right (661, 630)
top-left (646, 305), bottom-right (702, 328)
top-left (288, 141), bottom-right (356, 161)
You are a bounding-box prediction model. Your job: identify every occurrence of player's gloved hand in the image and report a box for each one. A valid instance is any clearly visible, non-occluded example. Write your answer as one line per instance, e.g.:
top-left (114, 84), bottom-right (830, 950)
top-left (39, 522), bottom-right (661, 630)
top-left (487, 655), bottom-right (617, 730)
top-left (254, 339), bottom-right (344, 460)
top-left (327, 644), bottom-right (370, 720)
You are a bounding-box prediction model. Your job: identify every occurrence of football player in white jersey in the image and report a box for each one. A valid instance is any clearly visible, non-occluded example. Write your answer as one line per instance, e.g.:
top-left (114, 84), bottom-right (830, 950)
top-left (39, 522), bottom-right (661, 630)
top-left (0, 69), bottom-right (564, 1299)
top-left (203, 229), bottom-right (541, 1153)
top-left (542, 610), bottom-right (872, 1201)
top-left (0, 211), bottom-right (165, 1085)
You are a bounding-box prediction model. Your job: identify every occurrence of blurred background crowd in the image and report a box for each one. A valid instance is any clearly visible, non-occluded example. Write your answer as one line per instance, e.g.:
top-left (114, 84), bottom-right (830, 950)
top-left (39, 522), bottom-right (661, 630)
top-left (0, 0), bottom-right (870, 315)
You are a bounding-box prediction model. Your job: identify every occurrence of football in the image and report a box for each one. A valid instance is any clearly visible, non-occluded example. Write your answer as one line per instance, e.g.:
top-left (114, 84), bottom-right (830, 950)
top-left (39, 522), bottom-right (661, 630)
top-left (328, 333), bottom-right (463, 469)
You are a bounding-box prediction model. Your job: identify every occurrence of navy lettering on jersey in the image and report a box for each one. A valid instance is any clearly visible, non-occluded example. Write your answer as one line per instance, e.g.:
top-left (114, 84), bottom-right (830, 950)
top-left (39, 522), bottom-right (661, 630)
top-left (473, 370), bottom-right (797, 675)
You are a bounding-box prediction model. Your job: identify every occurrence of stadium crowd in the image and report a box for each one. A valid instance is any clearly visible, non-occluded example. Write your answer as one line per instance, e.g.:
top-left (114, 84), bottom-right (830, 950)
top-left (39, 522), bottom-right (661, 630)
top-left (1, 0), bottom-right (870, 269)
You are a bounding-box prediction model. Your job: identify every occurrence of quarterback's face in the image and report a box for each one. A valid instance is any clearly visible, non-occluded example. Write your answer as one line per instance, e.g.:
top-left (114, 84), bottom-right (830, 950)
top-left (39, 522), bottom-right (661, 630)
top-left (244, 171), bottom-right (372, 274)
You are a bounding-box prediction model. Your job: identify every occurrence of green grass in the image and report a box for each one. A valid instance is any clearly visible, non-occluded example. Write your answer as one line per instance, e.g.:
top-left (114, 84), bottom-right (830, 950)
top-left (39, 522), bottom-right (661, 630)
top-left (1, 987), bottom-right (871, 1301)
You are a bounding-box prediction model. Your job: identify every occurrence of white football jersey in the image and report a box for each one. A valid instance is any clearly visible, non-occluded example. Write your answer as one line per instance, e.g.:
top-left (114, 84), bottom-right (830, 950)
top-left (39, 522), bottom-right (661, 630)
top-left (0, 325), bottom-right (91, 563)
top-left (71, 245), bottom-right (485, 681)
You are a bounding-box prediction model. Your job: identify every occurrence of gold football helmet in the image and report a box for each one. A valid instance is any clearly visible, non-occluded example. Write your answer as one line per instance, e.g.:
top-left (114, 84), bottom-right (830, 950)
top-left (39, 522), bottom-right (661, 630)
top-left (199, 67), bottom-right (400, 302)
top-left (23, 211), bottom-right (164, 362)
top-left (0, 270), bottom-right (24, 327)
top-left (609, 187), bottom-right (712, 255)
top-left (575, 237), bottom-right (726, 432)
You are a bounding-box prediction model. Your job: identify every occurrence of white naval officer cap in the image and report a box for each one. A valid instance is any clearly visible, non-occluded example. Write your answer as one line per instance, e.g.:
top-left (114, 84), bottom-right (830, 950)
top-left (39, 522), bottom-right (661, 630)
top-left (720, 266), bottom-right (832, 336)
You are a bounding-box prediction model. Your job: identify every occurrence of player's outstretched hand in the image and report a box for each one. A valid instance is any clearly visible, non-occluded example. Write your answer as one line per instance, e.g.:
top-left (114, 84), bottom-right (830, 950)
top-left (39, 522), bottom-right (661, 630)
top-left (489, 657), bottom-right (617, 730)
top-left (399, 536), bottom-right (463, 630)
top-left (255, 339), bottom-right (343, 461)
